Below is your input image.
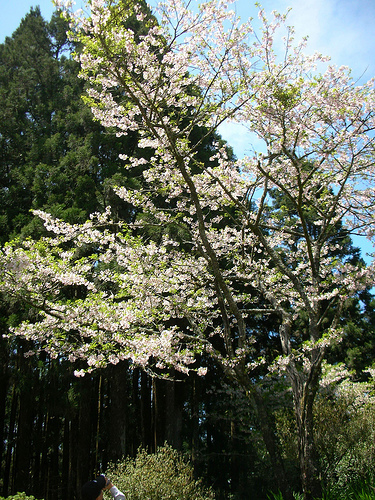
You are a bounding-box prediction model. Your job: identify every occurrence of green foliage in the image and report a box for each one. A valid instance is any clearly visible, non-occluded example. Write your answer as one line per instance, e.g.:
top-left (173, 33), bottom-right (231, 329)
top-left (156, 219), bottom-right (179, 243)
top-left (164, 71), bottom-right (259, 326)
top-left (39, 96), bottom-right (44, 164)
top-left (322, 479), bottom-right (375, 499)
top-left (0, 7), bottom-right (138, 244)
top-left (105, 445), bottom-right (215, 500)
top-left (0, 494), bottom-right (43, 500)
top-left (267, 491), bottom-right (284, 500)
top-left (267, 491), bottom-right (303, 500)
top-left (273, 363), bottom-right (375, 499)
top-left (268, 482), bottom-right (375, 500)
top-left (315, 369), bottom-right (375, 498)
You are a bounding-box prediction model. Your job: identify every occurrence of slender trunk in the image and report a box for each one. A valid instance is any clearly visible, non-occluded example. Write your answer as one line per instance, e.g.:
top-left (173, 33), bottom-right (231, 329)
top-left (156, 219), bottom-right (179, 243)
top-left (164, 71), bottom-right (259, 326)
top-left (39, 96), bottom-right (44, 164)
top-left (0, 339), bottom-right (9, 480)
top-left (49, 414), bottom-right (61, 500)
top-left (62, 417), bottom-right (71, 500)
top-left (33, 395), bottom-right (45, 500)
top-left (95, 374), bottom-right (102, 471)
top-left (76, 375), bottom-right (95, 486)
top-left (40, 412), bottom-right (49, 499)
top-left (251, 389), bottom-right (293, 500)
top-left (297, 415), bottom-right (321, 499)
top-left (164, 375), bottom-right (184, 450)
top-left (191, 374), bottom-right (200, 465)
top-left (289, 361), bottom-right (322, 500)
top-left (107, 362), bottom-right (129, 461)
top-left (70, 411), bottom-right (80, 497)
top-left (152, 378), bottom-right (165, 449)
top-left (14, 352), bottom-right (34, 494)
top-left (140, 370), bottom-right (152, 452)
top-left (3, 384), bottom-right (17, 497)
top-left (279, 308), bottom-right (323, 499)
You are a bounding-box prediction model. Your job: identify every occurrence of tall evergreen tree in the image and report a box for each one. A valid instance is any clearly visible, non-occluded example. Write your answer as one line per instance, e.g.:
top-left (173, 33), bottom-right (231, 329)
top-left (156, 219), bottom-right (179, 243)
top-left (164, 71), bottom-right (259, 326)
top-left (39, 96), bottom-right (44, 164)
top-left (0, 7), bottom-right (141, 243)
top-left (0, 7), bottom-right (140, 497)
top-left (0, 6), bottom-right (241, 499)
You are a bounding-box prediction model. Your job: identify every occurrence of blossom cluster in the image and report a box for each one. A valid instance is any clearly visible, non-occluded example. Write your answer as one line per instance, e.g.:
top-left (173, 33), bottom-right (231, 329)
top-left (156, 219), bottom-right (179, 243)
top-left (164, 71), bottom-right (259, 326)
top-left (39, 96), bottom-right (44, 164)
top-left (2, 0), bottom-right (375, 382)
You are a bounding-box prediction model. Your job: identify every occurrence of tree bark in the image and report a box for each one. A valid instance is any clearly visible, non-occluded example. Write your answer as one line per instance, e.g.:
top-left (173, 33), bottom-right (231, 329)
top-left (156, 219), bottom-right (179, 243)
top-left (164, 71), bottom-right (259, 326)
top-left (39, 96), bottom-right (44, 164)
top-left (62, 417), bottom-right (72, 500)
top-left (76, 375), bottom-right (96, 487)
top-left (251, 389), bottom-right (293, 500)
top-left (140, 370), bottom-right (152, 452)
top-left (13, 350), bottom-right (34, 494)
top-left (107, 362), bottom-right (129, 461)
top-left (0, 338), bottom-right (9, 484)
top-left (2, 384), bottom-right (17, 497)
top-left (289, 361), bottom-right (322, 500)
top-left (191, 374), bottom-right (200, 465)
top-left (164, 375), bottom-right (184, 450)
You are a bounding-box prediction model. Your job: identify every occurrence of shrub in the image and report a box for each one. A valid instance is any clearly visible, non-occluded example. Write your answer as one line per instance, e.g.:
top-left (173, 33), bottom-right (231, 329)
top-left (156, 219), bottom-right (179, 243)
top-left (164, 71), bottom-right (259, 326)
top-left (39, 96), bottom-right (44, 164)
top-left (0, 494), bottom-right (42, 500)
top-left (315, 364), bottom-right (375, 498)
top-left (105, 444), bottom-right (215, 500)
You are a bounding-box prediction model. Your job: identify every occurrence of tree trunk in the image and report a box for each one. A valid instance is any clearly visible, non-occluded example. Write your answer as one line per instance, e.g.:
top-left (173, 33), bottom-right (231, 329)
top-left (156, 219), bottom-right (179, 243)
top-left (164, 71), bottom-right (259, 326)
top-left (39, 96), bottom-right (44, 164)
top-left (251, 389), bottom-right (293, 500)
top-left (2, 384), bottom-right (17, 497)
top-left (62, 417), bottom-right (72, 500)
top-left (140, 370), bottom-right (152, 452)
top-left (297, 418), bottom-right (321, 500)
top-left (0, 338), bottom-right (9, 482)
top-left (191, 374), bottom-right (200, 465)
top-left (290, 363), bottom-right (322, 500)
top-left (152, 378), bottom-right (164, 449)
top-left (13, 352), bottom-right (34, 494)
top-left (76, 375), bottom-right (96, 487)
top-left (164, 376), bottom-right (184, 450)
top-left (107, 362), bottom-right (129, 461)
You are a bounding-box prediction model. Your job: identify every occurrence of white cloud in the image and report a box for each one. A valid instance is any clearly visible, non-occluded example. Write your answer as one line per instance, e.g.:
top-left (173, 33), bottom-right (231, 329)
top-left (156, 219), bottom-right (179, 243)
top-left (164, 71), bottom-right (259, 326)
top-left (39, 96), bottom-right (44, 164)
top-left (273, 0), bottom-right (375, 79)
top-left (218, 0), bottom-right (375, 158)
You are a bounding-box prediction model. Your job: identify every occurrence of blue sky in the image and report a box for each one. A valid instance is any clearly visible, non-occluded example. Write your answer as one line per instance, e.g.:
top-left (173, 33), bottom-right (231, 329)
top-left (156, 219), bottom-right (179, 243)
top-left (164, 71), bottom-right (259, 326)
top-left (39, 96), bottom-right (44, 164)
top-left (217, 0), bottom-right (375, 159)
top-left (2, 0), bottom-right (375, 77)
top-left (2, 0), bottom-right (374, 83)
top-left (0, 0), bottom-right (56, 40)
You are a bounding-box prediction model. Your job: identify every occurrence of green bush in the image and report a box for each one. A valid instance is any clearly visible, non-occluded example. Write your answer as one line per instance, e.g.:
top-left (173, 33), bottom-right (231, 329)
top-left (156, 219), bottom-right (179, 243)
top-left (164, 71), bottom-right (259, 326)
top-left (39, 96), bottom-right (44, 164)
top-left (314, 365), bottom-right (375, 498)
top-left (0, 494), bottom-right (43, 500)
top-left (267, 492), bottom-right (303, 500)
top-left (105, 444), bottom-right (215, 500)
top-left (322, 480), bottom-right (375, 500)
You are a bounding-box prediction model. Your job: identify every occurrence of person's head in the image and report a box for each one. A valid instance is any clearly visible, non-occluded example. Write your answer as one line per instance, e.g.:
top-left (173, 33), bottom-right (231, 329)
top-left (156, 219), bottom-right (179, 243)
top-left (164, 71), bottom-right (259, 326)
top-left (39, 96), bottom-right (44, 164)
top-left (81, 475), bottom-right (106, 500)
